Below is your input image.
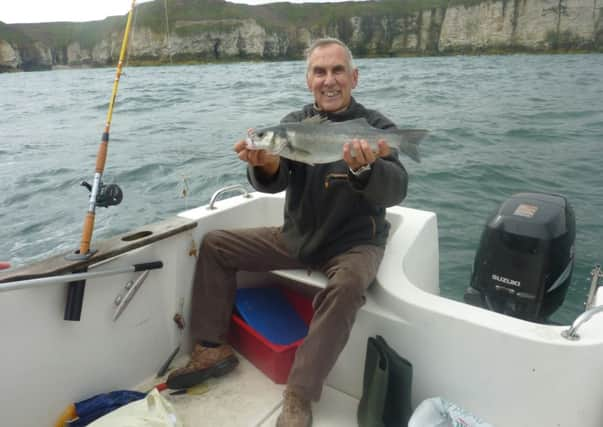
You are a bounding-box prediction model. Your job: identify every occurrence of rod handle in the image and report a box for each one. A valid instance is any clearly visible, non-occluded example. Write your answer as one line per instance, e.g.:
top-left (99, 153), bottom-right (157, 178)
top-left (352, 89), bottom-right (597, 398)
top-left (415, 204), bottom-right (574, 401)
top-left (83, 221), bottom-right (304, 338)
top-left (134, 261), bottom-right (163, 271)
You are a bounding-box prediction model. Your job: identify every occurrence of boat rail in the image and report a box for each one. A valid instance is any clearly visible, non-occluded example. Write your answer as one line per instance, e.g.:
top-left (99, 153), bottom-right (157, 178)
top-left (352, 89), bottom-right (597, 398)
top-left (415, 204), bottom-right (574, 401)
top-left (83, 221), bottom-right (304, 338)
top-left (562, 264), bottom-right (603, 340)
top-left (585, 264), bottom-right (602, 310)
top-left (207, 184), bottom-right (251, 210)
top-left (0, 261), bottom-right (162, 293)
top-left (562, 305), bottom-right (603, 340)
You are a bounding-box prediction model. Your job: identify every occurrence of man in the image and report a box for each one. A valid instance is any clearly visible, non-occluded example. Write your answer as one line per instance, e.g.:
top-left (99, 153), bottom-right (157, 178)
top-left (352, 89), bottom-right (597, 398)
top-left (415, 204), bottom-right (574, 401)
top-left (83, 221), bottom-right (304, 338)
top-left (167, 38), bottom-right (408, 426)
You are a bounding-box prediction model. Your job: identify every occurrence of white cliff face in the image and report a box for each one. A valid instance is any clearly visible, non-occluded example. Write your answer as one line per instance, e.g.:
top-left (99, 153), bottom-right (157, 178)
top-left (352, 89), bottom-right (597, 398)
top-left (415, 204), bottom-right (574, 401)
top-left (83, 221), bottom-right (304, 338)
top-left (559, 0), bottom-right (600, 42)
top-left (296, 27), bottom-right (313, 48)
top-left (1, 0), bottom-right (601, 72)
top-left (419, 8), bottom-right (446, 51)
top-left (127, 19), bottom-right (286, 60)
top-left (439, 0), bottom-right (600, 51)
top-left (349, 16), bottom-right (363, 48)
top-left (34, 42), bottom-right (53, 66)
top-left (129, 27), bottom-right (168, 59)
top-left (391, 14), bottom-right (420, 51)
top-left (513, 0), bottom-right (560, 48)
top-left (67, 42), bottom-right (91, 65)
top-left (237, 19), bottom-right (270, 56)
top-left (122, 2), bottom-right (602, 59)
top-left (440, 1), bottom-right (515, 50)
top-left (0, 40), bottom-right (21, 70)
top-left (91, 39), bottom-right (115, 65)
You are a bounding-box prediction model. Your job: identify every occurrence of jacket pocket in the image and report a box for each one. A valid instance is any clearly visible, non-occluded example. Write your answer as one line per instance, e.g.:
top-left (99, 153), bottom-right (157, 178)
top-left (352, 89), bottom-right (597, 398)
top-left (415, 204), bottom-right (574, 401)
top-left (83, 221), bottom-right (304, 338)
top-left (324, 173), bottom-right (348, 189)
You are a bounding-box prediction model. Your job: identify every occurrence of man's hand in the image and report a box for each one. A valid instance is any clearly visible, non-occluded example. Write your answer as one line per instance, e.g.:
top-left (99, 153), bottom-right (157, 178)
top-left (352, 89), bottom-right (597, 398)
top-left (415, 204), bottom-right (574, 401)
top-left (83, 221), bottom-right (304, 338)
top-left (234, 140), bottom-right (280, 176)
top-left (343, 139), bottom-right (391, 171)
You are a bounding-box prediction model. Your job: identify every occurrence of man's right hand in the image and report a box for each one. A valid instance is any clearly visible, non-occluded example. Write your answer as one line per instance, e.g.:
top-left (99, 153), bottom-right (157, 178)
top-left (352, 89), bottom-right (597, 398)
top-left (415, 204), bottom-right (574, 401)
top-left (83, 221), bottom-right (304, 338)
top-left (234, 140), bottom-right (280, 177)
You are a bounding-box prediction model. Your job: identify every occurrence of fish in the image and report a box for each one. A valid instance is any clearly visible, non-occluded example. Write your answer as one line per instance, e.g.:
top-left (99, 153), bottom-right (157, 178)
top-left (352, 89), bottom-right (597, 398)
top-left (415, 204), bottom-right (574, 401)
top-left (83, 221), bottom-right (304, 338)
top-left (245, 116), bottom-right (427, 165)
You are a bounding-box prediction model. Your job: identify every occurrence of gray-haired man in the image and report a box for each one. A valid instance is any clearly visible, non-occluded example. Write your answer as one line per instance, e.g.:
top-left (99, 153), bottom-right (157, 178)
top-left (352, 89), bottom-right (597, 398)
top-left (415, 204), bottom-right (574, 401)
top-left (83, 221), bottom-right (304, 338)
top-left (168, 38), bottom-right (408, 427)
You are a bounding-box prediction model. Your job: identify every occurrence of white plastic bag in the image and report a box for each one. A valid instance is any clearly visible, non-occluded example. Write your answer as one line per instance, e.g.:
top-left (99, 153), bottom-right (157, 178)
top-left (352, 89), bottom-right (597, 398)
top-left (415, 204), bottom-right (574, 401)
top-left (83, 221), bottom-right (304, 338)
top-left (408, 397), bottom-right (494, 427)
top-left (88, 389), bottom-right (183, 427)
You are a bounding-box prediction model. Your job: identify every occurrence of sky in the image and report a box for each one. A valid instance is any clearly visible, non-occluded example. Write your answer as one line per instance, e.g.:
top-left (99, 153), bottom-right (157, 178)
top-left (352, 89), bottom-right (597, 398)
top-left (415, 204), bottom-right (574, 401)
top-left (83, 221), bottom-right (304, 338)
top-left (2, 0), bottom-right (368, 24)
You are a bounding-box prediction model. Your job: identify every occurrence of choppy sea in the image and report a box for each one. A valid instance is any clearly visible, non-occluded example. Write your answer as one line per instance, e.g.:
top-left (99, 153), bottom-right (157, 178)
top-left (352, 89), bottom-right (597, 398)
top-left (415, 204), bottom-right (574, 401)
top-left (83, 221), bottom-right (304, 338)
top-left (1, 54), bottom-right (602, 324)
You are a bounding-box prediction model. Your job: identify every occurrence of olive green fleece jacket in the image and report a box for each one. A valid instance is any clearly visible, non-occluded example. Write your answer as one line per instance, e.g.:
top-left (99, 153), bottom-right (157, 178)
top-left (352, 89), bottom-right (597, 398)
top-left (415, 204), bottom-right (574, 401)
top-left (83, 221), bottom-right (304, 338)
top-left (247, 97), bottom-right (408, 265)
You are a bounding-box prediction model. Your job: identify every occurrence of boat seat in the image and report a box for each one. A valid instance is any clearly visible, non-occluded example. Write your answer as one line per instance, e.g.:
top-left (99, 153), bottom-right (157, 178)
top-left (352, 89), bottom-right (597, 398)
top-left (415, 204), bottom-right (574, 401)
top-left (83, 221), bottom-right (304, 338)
top-left (269, 209), bottom-right (405, 292)
top-left (269, 206), bottom-right (438, 299)
top-left (271, 269), bottom-right (328, 289)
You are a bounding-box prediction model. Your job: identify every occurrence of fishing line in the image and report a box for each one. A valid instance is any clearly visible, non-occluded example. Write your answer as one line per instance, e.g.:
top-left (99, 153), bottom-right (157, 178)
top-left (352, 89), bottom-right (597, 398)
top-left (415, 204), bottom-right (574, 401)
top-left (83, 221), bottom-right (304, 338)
top-left (164, 0), bottom-right (173, 64)
top-left (181, 175), bottom-right (190, 210)
top-left (161, 0), bottom-right (193, 210)
top-left (125, 1), bottom-right (139, 70)
top-left (163, 0), bottom-right (194, 361)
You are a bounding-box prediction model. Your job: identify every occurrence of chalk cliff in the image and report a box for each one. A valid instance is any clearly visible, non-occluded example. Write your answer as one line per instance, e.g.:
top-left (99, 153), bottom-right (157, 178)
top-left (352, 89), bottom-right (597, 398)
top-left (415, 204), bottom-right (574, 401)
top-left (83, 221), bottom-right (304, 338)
top-left (1, 0), bottom-right (601, 71)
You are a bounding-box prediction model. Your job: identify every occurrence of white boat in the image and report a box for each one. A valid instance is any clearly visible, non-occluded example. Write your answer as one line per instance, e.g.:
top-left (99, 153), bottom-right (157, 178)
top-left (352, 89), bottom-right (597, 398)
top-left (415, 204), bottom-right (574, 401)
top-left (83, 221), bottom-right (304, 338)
top-left (1, 185), bottom-right (602, 427)
top-left (3, 2), bottom-right (601, 425)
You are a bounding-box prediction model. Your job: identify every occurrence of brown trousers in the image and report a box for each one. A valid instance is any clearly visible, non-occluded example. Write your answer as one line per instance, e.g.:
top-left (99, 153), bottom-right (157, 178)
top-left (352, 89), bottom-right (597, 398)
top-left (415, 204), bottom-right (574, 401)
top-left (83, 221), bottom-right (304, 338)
top-left (189, 227), bottom-right (384, 401)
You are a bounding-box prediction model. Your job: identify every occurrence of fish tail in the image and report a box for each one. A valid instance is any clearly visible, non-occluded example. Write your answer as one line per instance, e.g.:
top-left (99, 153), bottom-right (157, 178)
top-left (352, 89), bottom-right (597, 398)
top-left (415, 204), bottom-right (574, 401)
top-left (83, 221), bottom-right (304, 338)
top-left (392, 129), bottom-right (428, 163)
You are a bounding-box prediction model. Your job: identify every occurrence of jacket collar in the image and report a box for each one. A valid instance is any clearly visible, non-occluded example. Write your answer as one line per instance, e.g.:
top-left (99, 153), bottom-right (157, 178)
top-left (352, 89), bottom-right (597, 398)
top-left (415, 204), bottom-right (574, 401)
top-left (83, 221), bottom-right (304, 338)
top-left (307, 97), bottom-right (360, 122)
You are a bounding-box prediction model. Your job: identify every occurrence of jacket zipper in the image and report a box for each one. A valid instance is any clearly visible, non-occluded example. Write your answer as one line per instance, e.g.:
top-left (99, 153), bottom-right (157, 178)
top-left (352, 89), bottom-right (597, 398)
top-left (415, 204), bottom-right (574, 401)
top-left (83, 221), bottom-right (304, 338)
top-left (369, 216), bottom-right (376, 239)
top-left (324, 173), bottom-right (377, 239)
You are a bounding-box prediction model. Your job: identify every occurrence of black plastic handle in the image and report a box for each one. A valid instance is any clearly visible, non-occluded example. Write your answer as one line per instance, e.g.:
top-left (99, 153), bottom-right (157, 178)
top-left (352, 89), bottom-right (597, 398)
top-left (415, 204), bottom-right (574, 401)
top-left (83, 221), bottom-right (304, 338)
top-left (134, 261), bottom-right (163, 271)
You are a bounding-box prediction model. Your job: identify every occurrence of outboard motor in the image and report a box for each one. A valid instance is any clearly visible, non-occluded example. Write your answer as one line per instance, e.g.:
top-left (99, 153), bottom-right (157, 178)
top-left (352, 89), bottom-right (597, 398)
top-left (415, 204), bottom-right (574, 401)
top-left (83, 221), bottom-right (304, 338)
top-left (464, 192), bottom-right (575, 322)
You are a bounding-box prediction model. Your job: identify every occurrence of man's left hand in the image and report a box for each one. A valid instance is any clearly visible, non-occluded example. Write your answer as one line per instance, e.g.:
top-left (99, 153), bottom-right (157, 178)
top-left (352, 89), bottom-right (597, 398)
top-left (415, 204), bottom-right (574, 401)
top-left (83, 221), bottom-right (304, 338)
top-left (343, 139), bottom-right (391, 171)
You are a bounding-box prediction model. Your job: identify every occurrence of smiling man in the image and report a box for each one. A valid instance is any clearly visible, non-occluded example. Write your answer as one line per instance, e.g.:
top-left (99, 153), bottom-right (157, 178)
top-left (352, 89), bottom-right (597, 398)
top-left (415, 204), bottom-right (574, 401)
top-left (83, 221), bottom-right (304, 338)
top-left (306, 40), bottom-right (358, 113)
top-left (167, 38), bottom-right (408, 427)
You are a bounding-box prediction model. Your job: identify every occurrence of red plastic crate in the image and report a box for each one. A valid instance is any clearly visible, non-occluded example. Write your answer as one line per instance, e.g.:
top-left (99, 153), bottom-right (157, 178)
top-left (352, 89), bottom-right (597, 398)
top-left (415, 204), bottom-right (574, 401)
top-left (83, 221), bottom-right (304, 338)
top-left (227, 286), bottom-right (314, 384)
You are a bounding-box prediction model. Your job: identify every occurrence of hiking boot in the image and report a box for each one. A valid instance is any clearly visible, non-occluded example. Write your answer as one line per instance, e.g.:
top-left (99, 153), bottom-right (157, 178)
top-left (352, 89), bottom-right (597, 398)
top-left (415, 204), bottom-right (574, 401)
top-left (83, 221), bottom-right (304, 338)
top-left (276, 388), bottom-right (312, 427)
top-left (166, 343), bottom-right (238, 389)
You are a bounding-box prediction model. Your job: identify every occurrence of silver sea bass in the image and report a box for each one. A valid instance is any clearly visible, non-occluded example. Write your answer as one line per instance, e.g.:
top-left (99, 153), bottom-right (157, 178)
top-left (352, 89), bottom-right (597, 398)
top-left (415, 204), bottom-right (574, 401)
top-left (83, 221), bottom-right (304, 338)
top-left (245, 116), bottom-right (427, 165)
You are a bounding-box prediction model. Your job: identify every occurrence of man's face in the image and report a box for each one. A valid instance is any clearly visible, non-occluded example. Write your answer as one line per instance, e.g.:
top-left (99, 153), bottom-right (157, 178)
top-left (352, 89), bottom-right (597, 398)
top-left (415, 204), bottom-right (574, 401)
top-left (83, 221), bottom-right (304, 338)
top-left (306, 43), bottom-right (358, 113)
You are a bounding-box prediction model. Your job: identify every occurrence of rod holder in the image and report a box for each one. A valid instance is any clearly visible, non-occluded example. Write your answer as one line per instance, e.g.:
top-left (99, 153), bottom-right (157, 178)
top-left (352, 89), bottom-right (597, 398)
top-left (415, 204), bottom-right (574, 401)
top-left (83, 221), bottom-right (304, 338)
top-left (64, 274), bottom-right (86, 321)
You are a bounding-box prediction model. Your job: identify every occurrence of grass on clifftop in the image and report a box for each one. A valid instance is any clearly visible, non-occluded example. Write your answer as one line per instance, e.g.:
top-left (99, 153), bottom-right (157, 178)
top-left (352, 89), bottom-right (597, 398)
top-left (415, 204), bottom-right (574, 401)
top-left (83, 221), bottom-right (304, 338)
top-left (0, 22), bottom-right (32, 44)
top-left (12, 17), bottom-right (124, 50)
top-left (136, 0), bottom-right (450, 32)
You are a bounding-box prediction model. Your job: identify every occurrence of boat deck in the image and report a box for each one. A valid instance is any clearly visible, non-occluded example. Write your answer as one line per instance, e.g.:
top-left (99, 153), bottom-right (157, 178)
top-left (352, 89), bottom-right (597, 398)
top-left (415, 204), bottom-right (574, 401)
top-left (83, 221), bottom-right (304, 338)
top-left (140, 351), bottom-right (358, 426)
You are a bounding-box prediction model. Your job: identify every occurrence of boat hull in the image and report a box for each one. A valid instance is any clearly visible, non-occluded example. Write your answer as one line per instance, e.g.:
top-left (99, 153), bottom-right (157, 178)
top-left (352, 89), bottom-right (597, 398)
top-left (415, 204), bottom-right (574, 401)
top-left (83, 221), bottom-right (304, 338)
top-left (2, 191), bottom-right (602, 426)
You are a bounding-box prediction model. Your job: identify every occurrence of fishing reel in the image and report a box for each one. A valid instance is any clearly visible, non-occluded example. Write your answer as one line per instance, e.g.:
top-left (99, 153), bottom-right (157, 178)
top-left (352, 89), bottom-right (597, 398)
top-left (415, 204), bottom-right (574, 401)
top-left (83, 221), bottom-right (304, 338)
top-left (81, 180), bottom-right (123, 208)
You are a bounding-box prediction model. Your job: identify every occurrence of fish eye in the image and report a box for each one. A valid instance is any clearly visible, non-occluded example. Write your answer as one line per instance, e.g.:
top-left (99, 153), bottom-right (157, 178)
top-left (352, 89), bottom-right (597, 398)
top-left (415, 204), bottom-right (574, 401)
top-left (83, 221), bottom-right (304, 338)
top-left (256, 131), bottom-right (265, 138)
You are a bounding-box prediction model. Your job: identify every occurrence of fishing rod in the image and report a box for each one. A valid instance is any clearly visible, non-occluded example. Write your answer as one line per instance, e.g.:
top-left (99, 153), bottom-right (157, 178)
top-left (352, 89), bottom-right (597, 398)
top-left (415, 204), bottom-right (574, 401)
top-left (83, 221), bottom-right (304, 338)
top-left (77, 0), bottom-right (136, 258)
top-left (0, 261), bottom-right (162, 293)
top-left (64, 0), bottom-right (137, 321)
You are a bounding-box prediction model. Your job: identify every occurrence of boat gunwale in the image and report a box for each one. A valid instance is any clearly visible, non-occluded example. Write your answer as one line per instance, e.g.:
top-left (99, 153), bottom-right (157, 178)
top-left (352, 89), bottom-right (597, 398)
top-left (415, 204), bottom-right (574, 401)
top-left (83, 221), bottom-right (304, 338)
top-left (0, 216), bottom-right (197, 283)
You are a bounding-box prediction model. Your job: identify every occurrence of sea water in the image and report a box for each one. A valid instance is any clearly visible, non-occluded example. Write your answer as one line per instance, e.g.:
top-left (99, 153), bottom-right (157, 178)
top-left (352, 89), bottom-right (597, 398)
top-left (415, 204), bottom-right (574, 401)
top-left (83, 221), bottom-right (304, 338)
top-left (1, 54), bottom-right (602, 324)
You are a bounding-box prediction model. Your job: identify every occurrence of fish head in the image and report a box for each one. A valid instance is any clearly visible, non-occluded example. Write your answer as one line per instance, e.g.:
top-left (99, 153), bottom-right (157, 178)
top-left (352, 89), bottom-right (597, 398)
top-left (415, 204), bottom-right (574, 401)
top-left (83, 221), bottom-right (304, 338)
top-left (246, 125), bottom-right (289, 154)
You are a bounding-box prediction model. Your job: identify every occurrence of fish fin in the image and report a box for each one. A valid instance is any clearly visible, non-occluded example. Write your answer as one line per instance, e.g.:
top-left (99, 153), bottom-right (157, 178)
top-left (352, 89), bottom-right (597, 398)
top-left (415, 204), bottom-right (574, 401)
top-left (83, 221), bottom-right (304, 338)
top-left (301, 116), bottom-right (374, 127)
top-left (344, 117), bottom-right (372, 126)
top-left (394, 129), bottom-right (428, 144)
top-left (391, 129), bottom-right (429, 163)
top-left (286, 145), bottom-right (315, 165)
top-left (301, 115), bottom-right (330, 125)
top-left (294, 146), bottom-right (313, 157)
top-left (400, 142), bottom-right (421, 163)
